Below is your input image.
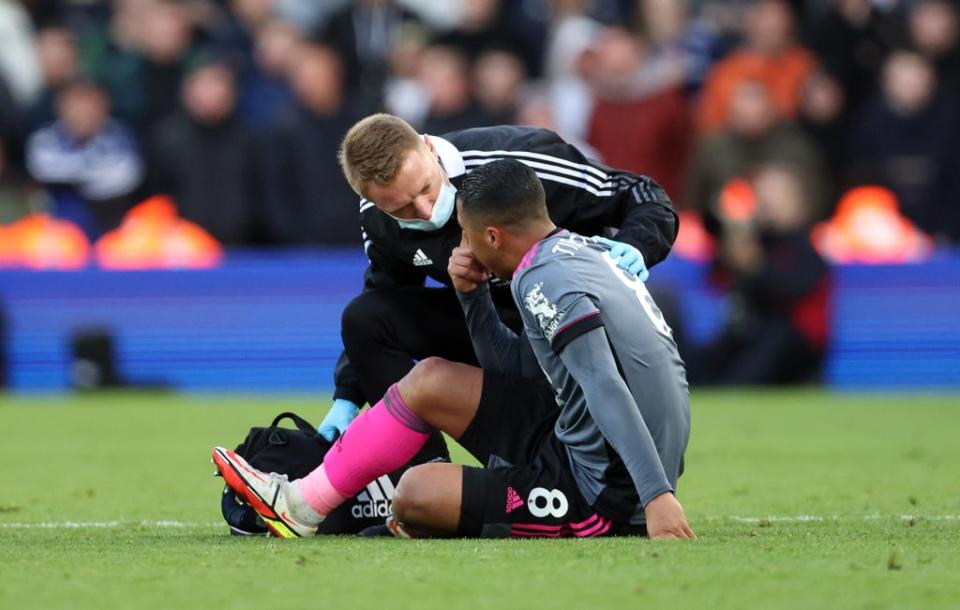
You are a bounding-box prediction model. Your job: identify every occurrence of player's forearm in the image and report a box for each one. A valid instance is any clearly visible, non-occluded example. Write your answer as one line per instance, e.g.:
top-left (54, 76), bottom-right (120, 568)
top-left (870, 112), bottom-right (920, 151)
top-left (559, 328), bottom-right (673, 505)
top-left (457, 283), bottom-right (539, 377)
top-left (587, 376), bottom-right (674, 505)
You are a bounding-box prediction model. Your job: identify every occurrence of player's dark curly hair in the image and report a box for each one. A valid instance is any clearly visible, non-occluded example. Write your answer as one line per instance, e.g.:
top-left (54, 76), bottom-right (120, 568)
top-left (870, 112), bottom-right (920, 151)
top-left (457, 159), bottom-right (547, 229)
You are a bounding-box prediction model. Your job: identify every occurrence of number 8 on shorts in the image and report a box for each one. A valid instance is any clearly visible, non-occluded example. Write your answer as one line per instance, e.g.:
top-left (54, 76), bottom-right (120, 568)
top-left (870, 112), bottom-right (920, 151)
top-left (527, 487), bottom-right (569, 519)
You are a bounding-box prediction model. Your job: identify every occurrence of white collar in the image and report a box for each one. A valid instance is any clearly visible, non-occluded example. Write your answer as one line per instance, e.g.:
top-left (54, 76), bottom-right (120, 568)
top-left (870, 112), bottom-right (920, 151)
top-left (424, 134), bottom-right (465, 178)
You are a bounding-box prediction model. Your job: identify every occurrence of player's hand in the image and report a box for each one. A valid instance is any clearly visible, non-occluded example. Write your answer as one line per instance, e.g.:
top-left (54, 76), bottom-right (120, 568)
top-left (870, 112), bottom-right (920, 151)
top-left (592, 236), bottom-right (649, 281)
top-left (448, 242), bottom-right (490, 293)
top-left (644, 492), bottom-right (696, 540)
top-left (317, 398), bottom-right (361, 441)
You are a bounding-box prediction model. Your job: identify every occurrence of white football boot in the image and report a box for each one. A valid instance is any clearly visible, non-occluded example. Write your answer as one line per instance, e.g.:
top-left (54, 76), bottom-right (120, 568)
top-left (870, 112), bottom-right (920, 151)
top-left (212, 447), bottom-right (319, 538)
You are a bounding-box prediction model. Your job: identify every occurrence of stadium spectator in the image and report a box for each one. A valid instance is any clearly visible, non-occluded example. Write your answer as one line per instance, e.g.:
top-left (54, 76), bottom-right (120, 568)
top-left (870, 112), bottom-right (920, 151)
top-left (906, 0), bottom-right (960, 103)
top-left (584, 24), bottom-right (687, 100)
top-left (395, 0), bottom-right (462, 32)
top-left (88, 0), bottom-right (203, 131)
top-left (0, 0), bottom-right (41, 108)
top-left (637, 0), bottom-right (720, 91)
top-left (24, 25), bottom-right (80, 133)
top-left (691, 0), bottom-right (752, 51)
top-left (542, 0), bottom-right (601, 142)
top-left (75, 2), bottom-right (142, 124)
top-left (472, 48), bottom-right (526, 126)
top-left (514, 88), bottom-right (601, 161)
top-left (806, 0), bottom-right (900, 113)
top-left (797, 69), bottom-right (847, 204)
top-left (0, 137), bottom-right (32, 224)
top-left (696, 0), bottom-right (815, 133)
top-left (584, 26), bottom-right (692, 202)
top-left (0, 0), bottom-right (956, 253)
top-left (274, 0), bottom-right (337, 33)
top-left (382, 23), bottom-right (431, 127)
top-left (133, 0), bottom-right (203, 129)
top-left (686, 79), bottom-right (825, 226)
top-left (208, 0), bottom-right (277, 72)
top-left (686, 163), bottom-right (830, 385)
top-left (235, 19), bottom-right (302, 131)
top-left (148, 61), bottom-right (257, 245)
top-left (847, 50), bottom-right (960, 242)
top-left (417, 45), bottom-right (493, 134)
top-left (0, 72), bottom-right (19, 145)
top-left (25, 78), bottom-right (144, 239)
top-left (318, 0), bottom-right (421, 111)
top-left (434, 0), bottom-right (543, 76)
top-left (260, 44), bottom-right (361, 244)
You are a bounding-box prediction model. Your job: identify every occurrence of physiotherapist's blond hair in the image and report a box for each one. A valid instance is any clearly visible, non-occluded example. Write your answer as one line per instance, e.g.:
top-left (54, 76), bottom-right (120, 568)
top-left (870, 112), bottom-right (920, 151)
top-left (338, 113), bottom-right (425, 197)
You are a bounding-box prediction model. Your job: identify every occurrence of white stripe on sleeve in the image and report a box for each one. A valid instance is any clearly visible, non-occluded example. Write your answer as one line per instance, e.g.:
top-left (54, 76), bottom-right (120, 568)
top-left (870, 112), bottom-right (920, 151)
top-left (460, 149), bottom-right (609, 181)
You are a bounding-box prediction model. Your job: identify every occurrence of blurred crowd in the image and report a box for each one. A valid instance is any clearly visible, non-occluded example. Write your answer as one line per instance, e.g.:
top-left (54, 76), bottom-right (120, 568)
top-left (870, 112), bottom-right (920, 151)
top-left (0, 0), bottom-right (958, 251)
top-left (2, 0), bottom-right (959, 387)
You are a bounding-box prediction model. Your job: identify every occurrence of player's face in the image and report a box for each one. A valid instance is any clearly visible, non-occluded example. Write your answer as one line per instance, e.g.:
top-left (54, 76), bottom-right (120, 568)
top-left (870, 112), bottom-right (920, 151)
top-left (365, 146), bottom-right (444, 221)
top-left (457, 202), bottom-right (510, 278)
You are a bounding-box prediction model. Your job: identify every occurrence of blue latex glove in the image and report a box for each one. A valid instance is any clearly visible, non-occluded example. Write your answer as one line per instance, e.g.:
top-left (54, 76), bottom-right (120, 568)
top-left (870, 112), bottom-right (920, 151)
top-left (592, 236), bottom-right (649, 282)
top-left (318, 399), bottom-right (361, 441)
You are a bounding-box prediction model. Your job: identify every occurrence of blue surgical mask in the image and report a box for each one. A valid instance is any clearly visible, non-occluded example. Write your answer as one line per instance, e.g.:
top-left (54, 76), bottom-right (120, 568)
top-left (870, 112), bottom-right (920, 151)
top-left (392, 162), bottom-right (457, 231)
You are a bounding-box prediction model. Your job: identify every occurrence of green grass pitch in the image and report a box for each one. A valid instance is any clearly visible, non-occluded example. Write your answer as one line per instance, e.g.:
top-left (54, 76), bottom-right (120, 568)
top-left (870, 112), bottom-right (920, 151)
top-left (1, 390), bottom-right (958, 610)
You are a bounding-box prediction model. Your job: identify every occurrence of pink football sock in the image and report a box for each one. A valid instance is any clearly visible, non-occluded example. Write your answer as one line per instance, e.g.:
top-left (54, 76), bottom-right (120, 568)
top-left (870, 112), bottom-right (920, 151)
top-left (296, 384), bottom-right (431, 515)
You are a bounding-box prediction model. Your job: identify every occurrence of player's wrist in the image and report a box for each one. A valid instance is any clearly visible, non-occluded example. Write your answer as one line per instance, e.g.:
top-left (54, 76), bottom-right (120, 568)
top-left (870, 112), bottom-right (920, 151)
top-left (643, 488), bottom-right (675, 509)
top-left (455, 281), bottom-right (489, 298)
top-left (453, 281), bottom-right (478, 294)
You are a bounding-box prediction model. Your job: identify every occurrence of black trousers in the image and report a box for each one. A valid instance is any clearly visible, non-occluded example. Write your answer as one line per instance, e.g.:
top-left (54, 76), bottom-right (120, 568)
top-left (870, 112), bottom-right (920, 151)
top-left (341, 286), bottom-right (499, 462)
top-left (341, 286), bottom-right (483, 403)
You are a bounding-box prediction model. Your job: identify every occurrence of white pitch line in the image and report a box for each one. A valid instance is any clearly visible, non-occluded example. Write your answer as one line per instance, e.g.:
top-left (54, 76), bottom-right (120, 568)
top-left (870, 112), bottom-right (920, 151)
top-left (0, 516), bottom-right (958, 530)
top-left (0, 520), bottom-right (223, 529)
top-left (720, 515), bottom-right (960, 524)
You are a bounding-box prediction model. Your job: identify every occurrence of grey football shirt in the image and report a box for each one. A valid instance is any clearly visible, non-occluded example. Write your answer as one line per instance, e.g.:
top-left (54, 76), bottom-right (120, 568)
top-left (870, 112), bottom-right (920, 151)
top-left (459, 229), bottom-right (690, 522)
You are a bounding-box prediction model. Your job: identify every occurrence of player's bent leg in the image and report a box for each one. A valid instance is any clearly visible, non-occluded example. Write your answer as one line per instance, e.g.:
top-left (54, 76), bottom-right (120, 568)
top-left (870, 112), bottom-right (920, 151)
top-left (341, 289), bottom-right (473, 466)
top-left (215, 380), bottom-right (433, 537)
top-left (391, 463), bottom-right (464, 537)
top-left (397, 357), bottom-right (483, 438)
top-left (214, 360), bottom-right (483, 538)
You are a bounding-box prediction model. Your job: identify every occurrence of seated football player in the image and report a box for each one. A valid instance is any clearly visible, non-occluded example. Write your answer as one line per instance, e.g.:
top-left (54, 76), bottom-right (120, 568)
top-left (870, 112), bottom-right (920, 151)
top-left (213, 159), bottom-right (694, 540)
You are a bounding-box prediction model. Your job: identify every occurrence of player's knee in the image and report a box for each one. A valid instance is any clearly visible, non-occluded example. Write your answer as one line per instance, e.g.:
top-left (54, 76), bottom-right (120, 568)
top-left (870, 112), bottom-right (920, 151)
top-left (391, 467), bottom-right (434, 525)
top-left (341, 290), bottom-right (391, 346)
top-left (398, 357), bottom-right (453, 413)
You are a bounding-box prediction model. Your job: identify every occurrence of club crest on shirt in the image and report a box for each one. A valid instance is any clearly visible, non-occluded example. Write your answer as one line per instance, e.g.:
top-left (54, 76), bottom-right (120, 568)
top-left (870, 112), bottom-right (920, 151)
top-left (524, 282), bottom-right (560, 341)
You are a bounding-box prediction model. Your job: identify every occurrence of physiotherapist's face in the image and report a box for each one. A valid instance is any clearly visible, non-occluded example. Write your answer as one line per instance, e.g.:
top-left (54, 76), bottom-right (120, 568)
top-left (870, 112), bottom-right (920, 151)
top-left (365, 141), bottom-right (445, 221)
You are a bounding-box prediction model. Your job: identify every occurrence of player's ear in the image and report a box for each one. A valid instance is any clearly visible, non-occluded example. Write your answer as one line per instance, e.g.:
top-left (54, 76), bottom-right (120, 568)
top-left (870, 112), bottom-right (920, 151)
top-left (486, 226), bottom-right (501, 249)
